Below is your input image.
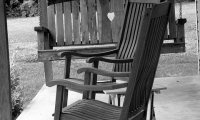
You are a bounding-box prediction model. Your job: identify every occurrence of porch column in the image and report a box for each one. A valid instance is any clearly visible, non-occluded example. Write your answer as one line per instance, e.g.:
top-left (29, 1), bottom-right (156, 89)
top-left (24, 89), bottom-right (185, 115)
top-left (0, 0), bottom-right (12, 120)
top-left (196, 0), bottom-right (200, 74)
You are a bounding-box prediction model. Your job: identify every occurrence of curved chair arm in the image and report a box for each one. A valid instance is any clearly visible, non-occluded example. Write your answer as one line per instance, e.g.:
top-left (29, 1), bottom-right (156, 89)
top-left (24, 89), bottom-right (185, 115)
top-left (87, 57), bottom-right (133, 63)
top-left (46, 78), bottom-right (128, 91)
top-left (77, 67), bottom-right (130, 78)
top-left (58, 49), bottom-right (118, 58)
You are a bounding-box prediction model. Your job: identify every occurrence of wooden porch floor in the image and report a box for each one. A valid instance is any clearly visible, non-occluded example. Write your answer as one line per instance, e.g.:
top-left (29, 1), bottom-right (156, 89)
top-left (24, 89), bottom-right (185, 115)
top-left (17, 75), bottom-right (200, 120)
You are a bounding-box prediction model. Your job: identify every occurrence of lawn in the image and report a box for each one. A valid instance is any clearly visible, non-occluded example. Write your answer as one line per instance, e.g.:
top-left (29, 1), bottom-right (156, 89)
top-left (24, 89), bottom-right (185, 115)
top-left (7, 1), bottom-right (198, 108)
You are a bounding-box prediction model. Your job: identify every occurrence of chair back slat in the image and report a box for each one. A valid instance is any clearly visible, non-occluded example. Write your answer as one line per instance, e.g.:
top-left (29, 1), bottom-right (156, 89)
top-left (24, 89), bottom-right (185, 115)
top-left (113, 3), bottom-right (131, 72)
top-left (114, 3), bottom-right (153, 72)
top-left (56, 3), bottom-right (65, 46)
top-left (124, 3), bottom-right (144, 59)
top-left (64, 2), bottom-right (73, 45)
top-left (120, 2), bottom-right (170, 119)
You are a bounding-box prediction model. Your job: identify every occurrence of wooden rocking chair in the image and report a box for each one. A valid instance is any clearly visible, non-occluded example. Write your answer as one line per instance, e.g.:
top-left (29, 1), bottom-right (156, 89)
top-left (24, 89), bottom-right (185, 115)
top-left (47, 2), bottom-right (171, 120)
top-left (58, 0), bottom-right (166, 100)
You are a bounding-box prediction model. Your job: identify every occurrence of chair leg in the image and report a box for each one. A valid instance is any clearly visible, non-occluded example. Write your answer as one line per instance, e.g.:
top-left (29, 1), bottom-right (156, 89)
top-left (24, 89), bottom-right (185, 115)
top-left (108, 95), bottom-right (112, 104)
top-left (83, 72), bottom-right (92, 99)
top-left (54, 85), bottom-right (65, 120)
top-left (62, 89), bottom-right (68, 107)
top-left (108, 94), bottom-right (117, 105)
top-left (150, 92), bottom-right (156, 120)
top-left (91, 73), bottom-right (97, 99)
top-left (117, 94), bottom-right (121, 106)
top-left (91, 61), bottom-right (99, 99)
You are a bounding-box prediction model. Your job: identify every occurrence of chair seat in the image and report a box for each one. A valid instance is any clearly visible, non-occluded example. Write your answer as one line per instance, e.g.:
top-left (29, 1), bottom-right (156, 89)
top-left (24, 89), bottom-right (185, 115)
top-left (61, 99), bottom-right (121, 120)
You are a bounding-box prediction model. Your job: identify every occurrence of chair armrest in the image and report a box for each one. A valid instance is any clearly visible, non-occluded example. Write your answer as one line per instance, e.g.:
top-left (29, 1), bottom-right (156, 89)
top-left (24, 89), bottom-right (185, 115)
top-left (87, 57), bottom-right (133, 63)
top-left (77, 67), bottom-right (130, 78)
top-left (59, 49), bottom-right (118, 58)
top-left (104, 87), bottom-right (167, 95)
top-left (46, 78), bottom-right (128, 91)
top-left (34, 26), bottom-right (49, 33)
top-left (152, 87), bottom-right (167, 94)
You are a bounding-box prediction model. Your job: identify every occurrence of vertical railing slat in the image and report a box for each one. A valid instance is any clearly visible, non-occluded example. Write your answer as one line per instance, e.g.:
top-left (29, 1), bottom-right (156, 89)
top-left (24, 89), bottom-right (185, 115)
top-left (64, 2), bottom-right (73, 45)
top-left (97, 0), bottom-right (102, 42)
top-left (97, 0), bottom-right (112, 43)
top-left (72, 1), bottom-right (81, 44)
top-left (80, 0), bottom-right (89, 44)
top-left (88, 0), bottom-right (97, 43)
top-left (48, 5), bottom-right (56, 46)
top-left (198, 0), bottom-right (200, 74)
top-left (110, 0), bottom-right (124, 43)
top-left (56, 3), bottom-right (65, 46)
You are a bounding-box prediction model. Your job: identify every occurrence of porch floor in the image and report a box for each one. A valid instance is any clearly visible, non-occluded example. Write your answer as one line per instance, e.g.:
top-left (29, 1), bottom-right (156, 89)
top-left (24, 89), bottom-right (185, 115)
top-left (17, 75), bottom-right (200, 120)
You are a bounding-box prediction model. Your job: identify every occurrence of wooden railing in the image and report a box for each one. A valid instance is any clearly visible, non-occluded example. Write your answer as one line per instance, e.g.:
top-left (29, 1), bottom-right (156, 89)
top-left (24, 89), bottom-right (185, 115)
top-left (46, 0), bottom-right (117, 46)
top-left (37, 0), bottom-right (186, 61)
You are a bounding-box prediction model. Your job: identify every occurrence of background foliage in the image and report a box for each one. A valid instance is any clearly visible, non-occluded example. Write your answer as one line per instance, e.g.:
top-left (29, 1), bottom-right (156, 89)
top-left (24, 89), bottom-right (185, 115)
top-left (5, 0), bottom-right (195, 17)
top-left (10, 53), bottom-right (24, 119)
top-left (6, 0), bottom-right (38, 17)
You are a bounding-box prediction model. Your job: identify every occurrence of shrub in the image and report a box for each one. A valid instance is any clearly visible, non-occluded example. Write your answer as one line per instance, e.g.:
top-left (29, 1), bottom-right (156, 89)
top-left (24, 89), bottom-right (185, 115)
top-left (6, 0), bottom-right (23, 17)
top-left (10, 53), bottom-right (24, 119)
top-left (6, 0), bottom-right (39, 17)
top-left (20, 0), bottom-right (38, 17)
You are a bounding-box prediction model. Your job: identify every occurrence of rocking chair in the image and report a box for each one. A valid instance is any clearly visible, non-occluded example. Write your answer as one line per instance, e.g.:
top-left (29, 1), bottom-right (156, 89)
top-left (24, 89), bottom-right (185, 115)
top-left (47, 2), bottom-right (171, 120)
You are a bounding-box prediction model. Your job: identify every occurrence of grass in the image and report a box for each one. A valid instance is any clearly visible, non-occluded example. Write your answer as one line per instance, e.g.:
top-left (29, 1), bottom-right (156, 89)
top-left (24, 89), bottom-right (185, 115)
top-left (7, 1), bottom-right (198, 108)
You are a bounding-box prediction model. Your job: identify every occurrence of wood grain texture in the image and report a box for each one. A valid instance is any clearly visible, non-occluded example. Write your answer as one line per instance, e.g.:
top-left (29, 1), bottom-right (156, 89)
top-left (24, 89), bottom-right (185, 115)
top-left (51, 2), bottom-right (171, 120)
top-left (98, 0), bottom-right (112, 43)
top-left (168, 0), bottom-right (176, 39)
top-left (80, 0), bottom-right (89, 44)
top-left (47, 5), bottom-right (56, 46)
top-left (37, 44), bottom-right (117, 61)
top-left (64, 2), bottom-right (73, 45)
top-left (72, 1), bottom-right (80, 44)
top-left (38, 0), bottom-right (48, 50)
top-left (88, 0), bottom-right (97, 44)
top-left (54, 86), bottom-right (64, 120)
top-left (0, 0), bottom-right (12, 119)
top-left (176, 20), bottom-right (186, 43)
top-left (44, 61), bottom-right (53, 82)
top-left (110, 0), bottom-right (124, 42)
top-left (56, 3), bottom-right (65, 46)
top-left (196, 0), bottom-right (200, 74)
top-left (129, 0), bottom-right (161, 3)
top-left (39, 0), bottom-right (48, 27)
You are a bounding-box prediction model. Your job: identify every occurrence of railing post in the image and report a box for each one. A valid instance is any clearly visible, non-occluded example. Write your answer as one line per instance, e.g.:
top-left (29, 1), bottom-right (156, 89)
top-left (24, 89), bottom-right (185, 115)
top-left (0, 0), bottom-right (12, 119)
top-left (196, 0), bottom-right (200, 74)
top-left (168, 0), bottom-right (177, 39)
